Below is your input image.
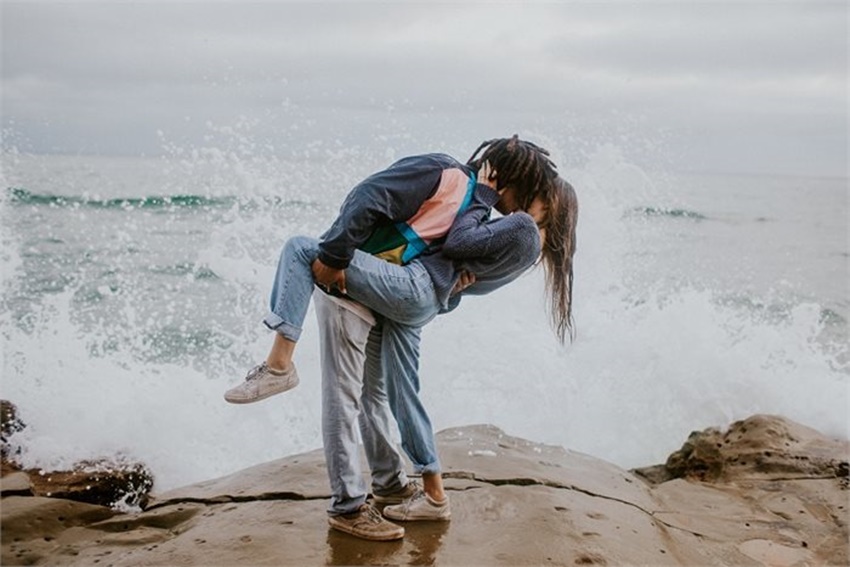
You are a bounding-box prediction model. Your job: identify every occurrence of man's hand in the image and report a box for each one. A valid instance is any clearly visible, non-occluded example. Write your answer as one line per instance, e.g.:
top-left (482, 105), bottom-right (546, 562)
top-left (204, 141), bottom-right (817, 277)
top-left (312, 258), bottom-right (347, 294)
top-left (451, 270), bottom-right (476, 295)
top-left (477, 161), bottom-right (497, 190)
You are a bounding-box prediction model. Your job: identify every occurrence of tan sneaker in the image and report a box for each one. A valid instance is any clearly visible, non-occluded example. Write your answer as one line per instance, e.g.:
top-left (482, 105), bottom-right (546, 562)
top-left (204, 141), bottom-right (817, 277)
top-left (372, 480), bottom-right (422, 505)
top-left (224, 362), bottom-right (299, 404)
top-left (383, 491), bottom-right (451, 522)
top-left (328, 503), bottom-right (405, 541)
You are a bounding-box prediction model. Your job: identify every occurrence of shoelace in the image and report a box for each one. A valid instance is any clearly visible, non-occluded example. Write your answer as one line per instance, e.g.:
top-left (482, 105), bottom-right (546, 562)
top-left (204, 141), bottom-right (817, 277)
top-left (399, 489), bottom-right (427, 516)
top-left (245, 363), bottom-right (267, 382)
top-left (364, 505), bottom-right (385, 524)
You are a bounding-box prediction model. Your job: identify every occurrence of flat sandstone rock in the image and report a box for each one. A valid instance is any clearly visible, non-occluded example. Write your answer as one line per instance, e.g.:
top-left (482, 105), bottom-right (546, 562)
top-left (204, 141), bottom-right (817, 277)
top-left (1, 414), bottom-right (847, 566)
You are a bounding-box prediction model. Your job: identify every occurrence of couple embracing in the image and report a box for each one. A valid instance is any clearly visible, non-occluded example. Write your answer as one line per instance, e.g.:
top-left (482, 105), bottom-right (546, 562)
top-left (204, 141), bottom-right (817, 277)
top-left (224, 135), bottom-right (578, 541)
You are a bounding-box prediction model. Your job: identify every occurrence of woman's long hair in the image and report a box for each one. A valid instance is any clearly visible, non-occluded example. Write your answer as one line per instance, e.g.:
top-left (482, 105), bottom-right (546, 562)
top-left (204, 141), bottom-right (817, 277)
top-left (539, 177), bottom-right (579, 344)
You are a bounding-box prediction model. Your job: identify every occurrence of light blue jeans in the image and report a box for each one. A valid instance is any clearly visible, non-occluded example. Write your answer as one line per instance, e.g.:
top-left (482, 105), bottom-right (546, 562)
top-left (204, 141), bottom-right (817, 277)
top-left (265, 236), bottom-right (439, 338)
top-left (265, 236), bottom-right (444, 492)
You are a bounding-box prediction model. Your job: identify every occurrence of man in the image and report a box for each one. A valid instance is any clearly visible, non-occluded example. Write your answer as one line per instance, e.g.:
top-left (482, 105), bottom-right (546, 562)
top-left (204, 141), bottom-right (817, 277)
top-left (314, 190), bottom-right (550, 540)
top-left (225, 136), bottom-right (560, 540)
top-left (313, 290), bottom-right (409, 540)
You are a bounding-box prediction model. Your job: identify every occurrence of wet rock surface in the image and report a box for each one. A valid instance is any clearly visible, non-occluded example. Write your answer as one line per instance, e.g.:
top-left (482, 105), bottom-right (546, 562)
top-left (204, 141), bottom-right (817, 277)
top-left (24, 460), bottom-right (155, 509)
top-left (634, 414), bottom-right (850, 485)
top-left (1, 414), bottom-right (847, 566)
top-left (0, 400), bottom-right (154, 509)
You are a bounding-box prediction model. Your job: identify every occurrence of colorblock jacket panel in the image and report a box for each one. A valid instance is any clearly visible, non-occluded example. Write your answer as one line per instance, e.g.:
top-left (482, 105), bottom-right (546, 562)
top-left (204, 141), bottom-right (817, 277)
top-left (318, 154), bottom-right (476, 269)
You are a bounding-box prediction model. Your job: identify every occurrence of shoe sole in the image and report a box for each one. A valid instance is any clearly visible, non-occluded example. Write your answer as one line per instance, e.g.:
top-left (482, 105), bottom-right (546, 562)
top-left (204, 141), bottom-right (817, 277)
top-left (328, 521), bottom-right (404, 541)
top-left (224, 377), bottom-right (300, 404)
top-left (372, 495), bottom-right (413, 505)
top-left (372, 499), bottom-right (404, 506)
top-left (382, 510), bottom-right (451, 522)
top-left (372, 482), bottom-right (422, 505)
top-left (383, 514), bottom-right (451, 522)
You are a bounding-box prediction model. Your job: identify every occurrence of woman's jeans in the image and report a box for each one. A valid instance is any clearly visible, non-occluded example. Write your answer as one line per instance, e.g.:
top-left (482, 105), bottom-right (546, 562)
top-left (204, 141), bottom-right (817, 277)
top-left (265, 235), bottom-right (443, 476)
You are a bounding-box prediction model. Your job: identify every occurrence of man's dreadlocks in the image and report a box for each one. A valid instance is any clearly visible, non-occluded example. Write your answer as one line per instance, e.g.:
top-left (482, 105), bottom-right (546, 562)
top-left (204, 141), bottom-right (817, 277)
top-left (467, 135), bottom-right (558, 209)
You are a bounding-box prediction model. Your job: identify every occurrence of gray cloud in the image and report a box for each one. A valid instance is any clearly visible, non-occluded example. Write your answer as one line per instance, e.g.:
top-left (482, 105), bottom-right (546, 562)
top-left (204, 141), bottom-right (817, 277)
top-left (544, 4), bottom-right (845, 77)
top-left (1, 1), bottom-right (846, 175)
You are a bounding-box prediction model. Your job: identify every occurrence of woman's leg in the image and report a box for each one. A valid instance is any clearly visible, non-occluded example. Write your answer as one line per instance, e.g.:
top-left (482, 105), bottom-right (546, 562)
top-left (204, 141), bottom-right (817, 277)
top-left (228, 235), bottom-right (441, 404)
top-left (262, 235), bottom-right (324, 369)
top-left (266, 333), bottom-right (295, 371)
top-left (380, 320), bottom-right (446, 501)
top-left (224, 235), bottom-right (319, 404)
top-left (343, 256), bottom-right (438, 326)
top-left (263, 237), bottom-right (440, 369)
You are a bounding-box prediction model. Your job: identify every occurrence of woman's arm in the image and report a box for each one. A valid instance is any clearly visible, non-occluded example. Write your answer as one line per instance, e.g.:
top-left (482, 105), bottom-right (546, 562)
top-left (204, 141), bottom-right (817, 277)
top-left (441, 186), bottom-right (541, 261)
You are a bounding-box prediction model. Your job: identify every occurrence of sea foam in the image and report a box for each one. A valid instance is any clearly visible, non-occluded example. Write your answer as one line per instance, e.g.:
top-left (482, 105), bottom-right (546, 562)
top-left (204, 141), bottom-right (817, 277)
top-left (1, 144), bottom-right (846, 492)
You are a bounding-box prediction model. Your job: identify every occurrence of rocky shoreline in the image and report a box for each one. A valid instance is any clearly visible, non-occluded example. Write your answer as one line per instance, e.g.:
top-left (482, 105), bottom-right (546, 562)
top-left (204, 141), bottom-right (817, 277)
top-left (1, 401), bottom-right (847, 566)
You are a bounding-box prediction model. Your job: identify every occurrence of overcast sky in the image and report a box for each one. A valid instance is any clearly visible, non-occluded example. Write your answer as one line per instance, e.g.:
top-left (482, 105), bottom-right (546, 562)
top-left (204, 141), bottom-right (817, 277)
top-left (1, 1), bottom-right (846, 176)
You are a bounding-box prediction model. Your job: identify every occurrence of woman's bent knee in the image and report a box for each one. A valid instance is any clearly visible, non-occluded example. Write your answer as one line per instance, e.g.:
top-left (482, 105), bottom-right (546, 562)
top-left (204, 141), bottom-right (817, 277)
top-left (282, 235), bottom-right (320, 261)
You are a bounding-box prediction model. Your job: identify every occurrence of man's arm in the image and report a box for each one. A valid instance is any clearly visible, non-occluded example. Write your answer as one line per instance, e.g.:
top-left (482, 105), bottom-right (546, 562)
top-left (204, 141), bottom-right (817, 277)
top-left (317, 155), bottom-right (448, 270)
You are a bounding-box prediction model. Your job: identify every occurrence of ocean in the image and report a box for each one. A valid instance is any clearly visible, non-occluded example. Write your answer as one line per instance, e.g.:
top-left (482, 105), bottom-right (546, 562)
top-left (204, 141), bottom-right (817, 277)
top-left (1, 144), bottom-right (847, 493)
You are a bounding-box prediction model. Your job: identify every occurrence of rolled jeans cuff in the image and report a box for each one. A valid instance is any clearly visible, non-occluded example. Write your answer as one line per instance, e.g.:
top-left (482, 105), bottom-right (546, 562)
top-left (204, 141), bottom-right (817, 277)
top-left (327, 494), bottom-right (367, 517)
top-left (414, 461), bottom-right (441, 476)
top-left (263, 312), bottom-right (302, 342)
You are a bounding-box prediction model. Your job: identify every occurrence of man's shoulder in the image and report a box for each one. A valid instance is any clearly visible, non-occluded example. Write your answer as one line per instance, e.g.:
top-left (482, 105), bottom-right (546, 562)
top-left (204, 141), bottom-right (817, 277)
top-left (388, 153), bottom-right (465, 171)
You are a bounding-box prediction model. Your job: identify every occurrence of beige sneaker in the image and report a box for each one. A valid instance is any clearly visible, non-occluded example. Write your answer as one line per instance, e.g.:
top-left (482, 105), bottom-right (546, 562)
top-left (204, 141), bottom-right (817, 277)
top-left (224, 362), bottom-right (299, 404)
top-left (372, 480), bottom-right (422, 505)
top-left (383, 491), bottom-right (451, 522)
top-left (328, 503), bottom-right (405, 541)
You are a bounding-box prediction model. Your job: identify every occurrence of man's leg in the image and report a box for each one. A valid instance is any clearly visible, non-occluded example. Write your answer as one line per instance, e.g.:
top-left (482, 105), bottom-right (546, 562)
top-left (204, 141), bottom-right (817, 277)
top-left (315, 290), bottom-right (373, 514)
top-left (314, 291), bottom-right (405, 541)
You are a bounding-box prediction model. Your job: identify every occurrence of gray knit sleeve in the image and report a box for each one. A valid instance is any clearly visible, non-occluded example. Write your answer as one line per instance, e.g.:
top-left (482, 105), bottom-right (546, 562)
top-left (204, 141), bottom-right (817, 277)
top-left (442, 190), bottom-right (541, 263)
